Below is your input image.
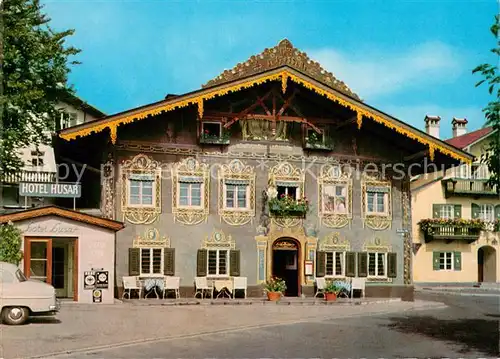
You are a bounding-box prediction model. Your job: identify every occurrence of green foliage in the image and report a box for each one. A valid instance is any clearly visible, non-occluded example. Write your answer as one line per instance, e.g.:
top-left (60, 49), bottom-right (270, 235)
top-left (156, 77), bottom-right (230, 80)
top-left (264, 277), bottom-right (287, 293)
top-left (0, 222), bottom-right (23, 265)
top-left (324, 280), bottom-right (342, 294)
top-left (268, 194), bottom-right (309, 217)
top-left (418, 218), bottom-right (486, 235)
top-left (1, 0), bottom-right (80, 174)
top-left (473, 15), bottom-right (500, 193)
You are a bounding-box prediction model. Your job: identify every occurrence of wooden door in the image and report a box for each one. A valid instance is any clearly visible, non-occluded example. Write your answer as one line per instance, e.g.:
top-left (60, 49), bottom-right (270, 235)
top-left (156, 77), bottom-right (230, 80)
top-left (24, 238), bottom-right (52, 284)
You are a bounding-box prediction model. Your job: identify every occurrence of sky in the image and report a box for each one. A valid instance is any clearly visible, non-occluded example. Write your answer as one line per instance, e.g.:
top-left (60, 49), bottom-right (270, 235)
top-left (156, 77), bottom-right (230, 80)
top-left (43, 0), bottom-right (499, 139)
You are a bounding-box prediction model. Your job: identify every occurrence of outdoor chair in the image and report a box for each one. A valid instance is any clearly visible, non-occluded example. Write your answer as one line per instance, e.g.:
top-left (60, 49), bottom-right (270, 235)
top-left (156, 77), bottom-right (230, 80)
top-left (122, 276), bottom-right (143, 299)
top-left (351, 277), bottom-right (366, 299)
top-left (163, 276), bottom-right (181, 299)
top-left (194, 277), bottom-right (213, 299)
top-left (314, 277), bottom-right (326, 298)
top-left (232, 277), bottom-right (247, 299)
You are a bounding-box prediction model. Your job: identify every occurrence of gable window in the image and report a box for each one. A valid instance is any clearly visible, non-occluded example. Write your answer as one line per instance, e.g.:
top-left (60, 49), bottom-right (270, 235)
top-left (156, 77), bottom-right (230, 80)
top-left (323, 184), bottom-right (348, 214)
top-left (368, 252), bottom-right (386, 278)
top-left (208, 249), bottom-right (229, 276)
top-left (439, 204), bottom-right (455, 219)
top-left (479, 204), bottom-right (495, 222)
top-left (30, 150), bottom-right (44, 167)
top-left (128, 175), bottom-right (154, 206)
top-left (140, 248), bottom-right (163, 275)
top-left (61, 112), bottom-right (78, 129)
top-left (179, 182), bottom-right (202, 207)
top-left (225, 183), bottom-right (247, 209)
top-left (366, 191), bottom-right (387, 214)
top-left (325, 251), bottom-right (344, 277)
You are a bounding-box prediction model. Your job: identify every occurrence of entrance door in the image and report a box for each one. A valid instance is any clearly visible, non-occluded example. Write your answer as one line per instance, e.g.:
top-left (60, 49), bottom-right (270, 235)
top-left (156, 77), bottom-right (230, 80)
top-left (478, 246), bottom-right (497, 283)
top-left (272, 238), bottom-right (300, 297)
top-left (51, 240), bottom-right (76, 298)
top-left (24, 238), bottom-right (52, 284)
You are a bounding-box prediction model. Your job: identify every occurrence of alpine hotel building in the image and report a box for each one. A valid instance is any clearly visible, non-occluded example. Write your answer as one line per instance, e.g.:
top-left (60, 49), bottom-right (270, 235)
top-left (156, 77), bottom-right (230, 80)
top-left (56, 40), bottom-right (473, 300)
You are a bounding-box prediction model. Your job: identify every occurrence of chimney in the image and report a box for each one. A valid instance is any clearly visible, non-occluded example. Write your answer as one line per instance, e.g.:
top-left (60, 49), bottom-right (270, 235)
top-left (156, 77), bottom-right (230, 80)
top-left (425, 115), bottom-right (441, 139)
top-left (452, 118), bottom-right (468, 137)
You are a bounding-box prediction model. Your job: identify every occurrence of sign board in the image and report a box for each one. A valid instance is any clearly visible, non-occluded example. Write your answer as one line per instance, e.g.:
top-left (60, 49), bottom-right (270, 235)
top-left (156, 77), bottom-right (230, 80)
top-left (19, 182), bottom-right (81, 198)
top-left (84, 271), bottom-right (96, 290)
top-left (92, 289), bottom-right (102, 303)
top-left (304, 260), bottom-right (314, 276)
top-left (95, 271), bottom-right (109, 289)
top-left (396, 229), bottom-right (409, 234)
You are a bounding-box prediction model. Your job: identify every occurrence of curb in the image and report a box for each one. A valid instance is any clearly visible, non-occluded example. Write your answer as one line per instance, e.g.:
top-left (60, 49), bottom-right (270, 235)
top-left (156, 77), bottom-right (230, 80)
top-left (416, 289), bottom-right (500, 297)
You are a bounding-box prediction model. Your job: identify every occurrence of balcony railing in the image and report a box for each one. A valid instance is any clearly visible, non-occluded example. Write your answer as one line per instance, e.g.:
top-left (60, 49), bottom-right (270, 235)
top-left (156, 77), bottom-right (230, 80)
top-left (1, 170), bottom-right (56, 184)
top-left (443, 178), bottom-right (497, 197)
top-left (419, 221), bottom-right (482, 243)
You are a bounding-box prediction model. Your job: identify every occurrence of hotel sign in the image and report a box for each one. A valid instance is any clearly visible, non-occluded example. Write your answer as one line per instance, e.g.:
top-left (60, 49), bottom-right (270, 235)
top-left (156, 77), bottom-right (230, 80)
top-left (19, 182), bottom-right (81, 198)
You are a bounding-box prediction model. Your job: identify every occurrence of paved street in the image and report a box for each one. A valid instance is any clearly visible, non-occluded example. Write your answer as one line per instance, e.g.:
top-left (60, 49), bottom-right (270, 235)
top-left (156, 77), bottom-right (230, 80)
top-left (0, 293), bottom-right (498, 358)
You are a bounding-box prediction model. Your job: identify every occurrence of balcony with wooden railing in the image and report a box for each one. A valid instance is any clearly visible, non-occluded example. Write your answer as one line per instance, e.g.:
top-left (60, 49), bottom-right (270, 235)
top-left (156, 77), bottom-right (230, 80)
top-left (442, 178), bottom-right (497, 198)
top-left (1, 170), bottom-right (56, 184)
top-left (418, 219), bottom-right (484, 243)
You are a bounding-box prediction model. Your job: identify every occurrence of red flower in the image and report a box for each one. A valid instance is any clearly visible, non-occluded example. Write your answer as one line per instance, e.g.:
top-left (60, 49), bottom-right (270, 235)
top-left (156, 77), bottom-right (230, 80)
top-left (205, 129), bottom-right (209, 134)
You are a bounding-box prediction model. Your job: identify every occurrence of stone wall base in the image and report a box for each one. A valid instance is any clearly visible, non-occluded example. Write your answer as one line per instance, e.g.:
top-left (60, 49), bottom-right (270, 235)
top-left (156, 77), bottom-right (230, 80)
top-left (116, 284), bottom-right (414, 301)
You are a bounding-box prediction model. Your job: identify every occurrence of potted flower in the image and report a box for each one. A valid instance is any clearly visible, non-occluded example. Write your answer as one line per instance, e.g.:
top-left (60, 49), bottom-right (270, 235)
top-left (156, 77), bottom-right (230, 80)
top-left (324, 281), bottom-right (342, 301)
top-left (264, 277), bottom-right (286, 301)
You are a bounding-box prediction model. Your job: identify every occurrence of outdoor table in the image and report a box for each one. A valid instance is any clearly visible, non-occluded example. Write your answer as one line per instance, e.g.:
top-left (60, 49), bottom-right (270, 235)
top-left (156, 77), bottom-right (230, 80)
top-left (142, 277), bottom-right (164, 299)
top-left (213, 279), bottom-right (233, 299)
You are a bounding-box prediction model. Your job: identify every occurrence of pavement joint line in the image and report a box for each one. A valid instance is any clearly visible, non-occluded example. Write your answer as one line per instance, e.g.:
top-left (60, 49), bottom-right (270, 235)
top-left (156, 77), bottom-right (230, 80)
top-left (25, 302), bottom-right (447, 359)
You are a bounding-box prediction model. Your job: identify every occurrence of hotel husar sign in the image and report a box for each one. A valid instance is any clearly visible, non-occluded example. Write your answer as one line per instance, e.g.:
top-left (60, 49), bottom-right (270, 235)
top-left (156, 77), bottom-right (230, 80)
top-left (19, 182), bottom-right (81, 198)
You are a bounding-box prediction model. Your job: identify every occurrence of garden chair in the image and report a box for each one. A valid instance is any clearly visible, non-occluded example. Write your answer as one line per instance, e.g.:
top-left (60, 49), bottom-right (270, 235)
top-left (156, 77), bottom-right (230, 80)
top-left (351, 277), bottom-right (366, 299)
top-left (122, 276), bottom-right (142, 299)
top-left (232, 277), bottom-right (247, 299)
top-left (314, 277), bottom-right (326, 298)
top-left (194, 277), bottom-right (213, 299)
top-left (163, 276), bottom-right (181, 299)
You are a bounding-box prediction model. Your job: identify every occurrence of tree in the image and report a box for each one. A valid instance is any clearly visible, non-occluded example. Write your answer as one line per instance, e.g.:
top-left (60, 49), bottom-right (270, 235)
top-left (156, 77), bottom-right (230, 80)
top-left (0, 222), bottom-right (22, 264)
top-left (0, 0), bottom-right (80, 175)
top-left (473, 14), bottom-right (500, 194)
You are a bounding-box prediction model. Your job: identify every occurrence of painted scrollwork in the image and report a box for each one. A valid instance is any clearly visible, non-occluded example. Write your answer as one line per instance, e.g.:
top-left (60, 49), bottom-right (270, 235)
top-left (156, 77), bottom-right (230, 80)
top-left (218, 159), bottom-right (256, 226)
top-left (133, 228), bottom-right (170, 248)
top-left (202, 229), bottom-right (235, 249)
top-left (101, 154), bottom-right (115, 220)
top-left (318, 164), bottom-right (353, 228)
top-left (121, 154), bottom-right (162, 225)
top-left (361, 172), bottom-right (392, 231)
top-left (171, 157), bottom-right (210, 225)
top-left (318, 232), bottom-right (350, 252)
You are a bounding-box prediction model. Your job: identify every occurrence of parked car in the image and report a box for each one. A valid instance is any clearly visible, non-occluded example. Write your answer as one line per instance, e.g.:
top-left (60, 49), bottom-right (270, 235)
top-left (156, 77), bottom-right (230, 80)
top-left (0, 261), bottom-right (59, 325)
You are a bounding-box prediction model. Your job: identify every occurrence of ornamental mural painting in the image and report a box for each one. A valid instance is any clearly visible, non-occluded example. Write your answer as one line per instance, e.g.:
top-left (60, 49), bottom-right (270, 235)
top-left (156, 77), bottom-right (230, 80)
top-left (361, 172), bottom-right (393, 230)
top-left (120, 154), bottom-right (162, 225)
top-left (318, 164), bottom-right (353, 228)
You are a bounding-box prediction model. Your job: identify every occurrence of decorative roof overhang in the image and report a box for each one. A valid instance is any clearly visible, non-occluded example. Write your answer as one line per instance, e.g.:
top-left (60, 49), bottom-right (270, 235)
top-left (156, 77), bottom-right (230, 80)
top-left (0, 205), bottom-right (125, 231)
top-left (58, 67), bottom-right (473, 164)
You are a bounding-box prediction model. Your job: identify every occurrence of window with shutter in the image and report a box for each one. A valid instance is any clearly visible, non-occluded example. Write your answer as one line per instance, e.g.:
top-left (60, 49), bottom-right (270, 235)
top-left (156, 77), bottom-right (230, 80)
top-left (229, 250), bottom-right (240, 276)
top-left (316, 251), bottom-right (326, 277)
top-left (454, 205), bottom-right (462, 219)
top-left (479, 204), bottom-right (495, 222)
top-left (197, 249), bottom-right (208, 277)
top-left (207, 249), bottom-right (229, 276)
top-left (164, 248), bottom-right (175, 276)
top-left (432, 252), bottom-right (440, 271)
top-left (345, 252), bottom-right (356, 277)
top-left (139, 248), bottom-right (163, 275)
top-left (387, 252), bottom-right (397, 278)
top-left (495, 205), bottom-right (500, 221)
top-left (453, 251), bottom-right (462, 271)
top-left (432, 204), bottom-right (442, 218)
top-left (471, 203), bottom-right (481, 219)
top-left (367, 252), bottom-right (387, 278)
top-left (324, 251), bottom-right (345, 277)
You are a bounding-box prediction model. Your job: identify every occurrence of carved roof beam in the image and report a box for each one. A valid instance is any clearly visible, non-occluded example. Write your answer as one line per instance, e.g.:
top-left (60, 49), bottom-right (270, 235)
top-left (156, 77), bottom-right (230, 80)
top-left (223, 90), bottom-right (273, 128)
top-left (333, 116), bottom-right (357, 130)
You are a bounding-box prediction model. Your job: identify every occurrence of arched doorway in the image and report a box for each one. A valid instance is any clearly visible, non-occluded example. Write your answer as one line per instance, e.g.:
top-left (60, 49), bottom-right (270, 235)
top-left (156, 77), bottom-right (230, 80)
top-left (478, 246), bottom-right (497, 283)
top-left (272, 238), bottom-right (300, 297)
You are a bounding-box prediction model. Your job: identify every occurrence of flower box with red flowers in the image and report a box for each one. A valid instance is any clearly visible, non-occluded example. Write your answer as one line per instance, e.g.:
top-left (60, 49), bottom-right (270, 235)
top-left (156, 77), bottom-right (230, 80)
top-left (418, 218), bottom-right (485, 242)
top-left (199, 129), bottom-right (231, 144)
top-left (268, 195), bottom-right (309, 217)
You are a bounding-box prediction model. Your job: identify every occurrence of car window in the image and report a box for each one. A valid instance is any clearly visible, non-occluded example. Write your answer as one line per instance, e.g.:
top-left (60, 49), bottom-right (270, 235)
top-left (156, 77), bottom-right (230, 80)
top-left (15, 269), bottom-right (27, 282)
top-left (0, 269), bottom-right (15, 283)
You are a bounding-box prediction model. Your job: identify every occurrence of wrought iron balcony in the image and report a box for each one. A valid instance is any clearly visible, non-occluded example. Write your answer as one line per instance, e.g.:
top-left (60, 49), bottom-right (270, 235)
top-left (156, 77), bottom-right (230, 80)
top-left (442, 178), bottom-right (497, 198)
top-left (419, 219), bottom-right (483, 243)
top-left (1, 170), bottom-right (56, 184)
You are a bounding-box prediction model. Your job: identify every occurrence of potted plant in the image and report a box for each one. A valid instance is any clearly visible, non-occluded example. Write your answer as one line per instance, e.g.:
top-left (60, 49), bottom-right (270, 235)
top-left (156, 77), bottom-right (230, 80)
top-left (324, 281), bottom-right (342, 301)
top-left (264, 277), bottom-right (286, 301)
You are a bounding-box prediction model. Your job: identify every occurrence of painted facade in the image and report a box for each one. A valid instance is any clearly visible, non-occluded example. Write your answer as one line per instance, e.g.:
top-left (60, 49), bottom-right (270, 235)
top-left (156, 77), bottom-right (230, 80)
top-left (412, 127), bottom-right (499, 285)
top-left (57, 39), bottom-right (473, 299)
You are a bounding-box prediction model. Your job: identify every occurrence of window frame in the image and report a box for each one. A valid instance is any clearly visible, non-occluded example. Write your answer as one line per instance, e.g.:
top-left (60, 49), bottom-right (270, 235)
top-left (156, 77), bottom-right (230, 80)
top-left (30, 150), bottom-right (45, 168)
top-left (139, 247), bottom-right (164, 277)
top-left (479, 204), bottom-right (495, 222)
top-left (127, 178), bottom-right (156, 208)
top-left (367, 252), bottom-right (387, 279)
top-left (439, 204), bottom-right (455, 219)
top-left (201, 121), bottom-right (222, 137)
top-left (324, 251), bottom-right (345, 278)
top-left (366, 191), bottom-right (389, 216)
top-left (223, 183), bottom-right (250, 211)
top-left (276, 184), bottom-right (301, 201)
top-left (177, 181), bottom-right (204, 209)
top-left (438, 251), bottom-right (454, 271)
top-left (207, 249), bottom-right (229, 277)
top-left (305, 127), bottom-right (325, 144)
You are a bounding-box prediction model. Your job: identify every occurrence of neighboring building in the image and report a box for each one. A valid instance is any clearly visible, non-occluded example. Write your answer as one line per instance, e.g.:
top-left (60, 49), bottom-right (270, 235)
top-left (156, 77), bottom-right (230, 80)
top-left (14, 39), bottom-right (473, 302)
top-left (0, 94), bottom-right (106, 212)
top-left (412, 116), bottom-right (499, 285)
